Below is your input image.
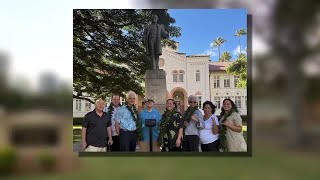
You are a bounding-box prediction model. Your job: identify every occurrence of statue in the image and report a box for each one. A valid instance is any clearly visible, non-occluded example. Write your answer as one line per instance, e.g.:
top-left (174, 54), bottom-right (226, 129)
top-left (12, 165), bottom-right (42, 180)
top-left (143, 15), bottom-right (167, 70)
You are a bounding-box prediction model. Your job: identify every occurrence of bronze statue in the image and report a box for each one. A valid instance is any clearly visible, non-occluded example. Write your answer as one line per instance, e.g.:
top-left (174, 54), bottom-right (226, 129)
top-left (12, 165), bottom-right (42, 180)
top-left (143, 15), bottom-right (167, 70)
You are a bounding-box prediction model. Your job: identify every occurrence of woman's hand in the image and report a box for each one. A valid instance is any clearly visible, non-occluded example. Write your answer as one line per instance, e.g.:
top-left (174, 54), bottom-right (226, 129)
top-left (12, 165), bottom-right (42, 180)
top-left (223, 120), bottom-right (232, 128)
top-left (191, 115), bottom-right (198, 122)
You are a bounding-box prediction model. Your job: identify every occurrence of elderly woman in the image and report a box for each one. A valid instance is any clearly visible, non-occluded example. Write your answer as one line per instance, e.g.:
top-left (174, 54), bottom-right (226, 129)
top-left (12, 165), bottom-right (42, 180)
top-left (158, 99), bottom-right (183, 152)
top-left (219, 98), bottom-right (247, 152)
top-left (200, 101), bottom-right (220, 152)
top-left (139, 97), bottom-right (161, 152)
top-left (182, 95), bottom-right (204, 152)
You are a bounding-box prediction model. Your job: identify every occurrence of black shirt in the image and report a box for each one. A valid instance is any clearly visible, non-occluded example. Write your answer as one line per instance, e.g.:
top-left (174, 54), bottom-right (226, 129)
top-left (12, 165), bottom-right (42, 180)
top-left (82, 110), bottom-right (111, 147)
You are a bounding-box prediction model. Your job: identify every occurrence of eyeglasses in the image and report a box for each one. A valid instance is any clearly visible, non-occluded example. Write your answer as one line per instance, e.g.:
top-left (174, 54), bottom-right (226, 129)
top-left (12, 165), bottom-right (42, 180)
top-left (189, 101), bottom-right (197, 104)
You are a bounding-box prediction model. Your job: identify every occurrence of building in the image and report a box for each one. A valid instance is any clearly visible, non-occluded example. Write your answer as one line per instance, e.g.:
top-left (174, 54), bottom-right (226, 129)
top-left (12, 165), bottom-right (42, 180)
top-left (73, 43), bottom-right (247, 117)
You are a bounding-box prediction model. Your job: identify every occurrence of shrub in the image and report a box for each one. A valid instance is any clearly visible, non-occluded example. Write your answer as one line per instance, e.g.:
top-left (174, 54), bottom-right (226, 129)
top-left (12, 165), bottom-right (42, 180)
top-left (73, 117), bottom-right (83, 126)
top-left (0, 147), bottom-right (17, 176)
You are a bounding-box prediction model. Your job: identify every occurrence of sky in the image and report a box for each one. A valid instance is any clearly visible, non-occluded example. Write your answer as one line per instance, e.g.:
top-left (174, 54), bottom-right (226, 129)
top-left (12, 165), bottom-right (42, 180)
top-left (168, 9), bottom-right (247, 61)
top-left (0, 1), bottom-right (255, 90)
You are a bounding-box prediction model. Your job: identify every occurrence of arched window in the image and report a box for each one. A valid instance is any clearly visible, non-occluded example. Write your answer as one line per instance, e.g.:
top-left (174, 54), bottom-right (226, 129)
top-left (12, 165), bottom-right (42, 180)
top-left (196, 70), bottom-right (200, 81)
top-left (172, 70), bottom-right (178, 82)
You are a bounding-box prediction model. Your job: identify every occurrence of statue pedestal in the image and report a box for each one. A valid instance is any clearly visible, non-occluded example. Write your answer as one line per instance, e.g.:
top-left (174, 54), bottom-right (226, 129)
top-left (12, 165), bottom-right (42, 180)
top-left (145, 69), bottom-right (167, 114)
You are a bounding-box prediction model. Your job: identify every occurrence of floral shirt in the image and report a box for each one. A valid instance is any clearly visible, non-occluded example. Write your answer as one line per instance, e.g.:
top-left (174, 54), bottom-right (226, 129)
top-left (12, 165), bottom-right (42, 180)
top-left (162, 112), bottom-right (183, 151)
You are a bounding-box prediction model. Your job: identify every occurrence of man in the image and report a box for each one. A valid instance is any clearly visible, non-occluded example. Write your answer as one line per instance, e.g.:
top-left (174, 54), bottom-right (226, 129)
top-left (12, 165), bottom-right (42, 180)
top-left (143, 14), bottom-right (167, 70)
top-left (82, 98), bottom-right (112, 152)
top-left (104, 94), bottom-right (121, 151)
top-left (115, 91), bottom-right (141, 152)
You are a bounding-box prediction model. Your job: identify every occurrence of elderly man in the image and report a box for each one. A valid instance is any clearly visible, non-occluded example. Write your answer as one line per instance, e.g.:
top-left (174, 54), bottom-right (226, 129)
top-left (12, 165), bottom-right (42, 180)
top-left (104, 94), bottom-right (122, 151)
top-left (182, 95), bottom-right (205, 152)
top-left (115, 91), bottom-right (142, 152)
top-left (82, 98), bottom-right (111, 152)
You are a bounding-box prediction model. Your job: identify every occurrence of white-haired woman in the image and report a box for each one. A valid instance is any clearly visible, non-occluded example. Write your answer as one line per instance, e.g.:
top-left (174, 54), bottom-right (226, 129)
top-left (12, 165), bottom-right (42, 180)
top-left (182, 95), bottom-right (204, 152)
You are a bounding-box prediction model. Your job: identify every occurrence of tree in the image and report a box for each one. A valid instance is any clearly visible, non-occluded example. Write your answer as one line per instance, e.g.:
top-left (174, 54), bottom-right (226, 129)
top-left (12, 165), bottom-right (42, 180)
top-left (220, 51), bottom-right (232, 62)
top-left (212, 37), bottom-right (227, 61)
top-left (73, 10), bottom-right (181, 101)
top-left (234, 28), bottom-right (247, 55)
top-left (227, 53), bottom-right (247, 88)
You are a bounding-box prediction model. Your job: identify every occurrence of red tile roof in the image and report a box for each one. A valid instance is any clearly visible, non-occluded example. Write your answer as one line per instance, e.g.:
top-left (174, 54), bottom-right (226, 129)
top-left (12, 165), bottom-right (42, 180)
top-left (209, 62), bottom-right (232, 71)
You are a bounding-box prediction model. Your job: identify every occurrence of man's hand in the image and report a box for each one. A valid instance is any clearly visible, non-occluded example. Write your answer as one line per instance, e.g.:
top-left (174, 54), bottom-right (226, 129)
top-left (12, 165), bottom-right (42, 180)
top-left (184, 121), bottom-right (189, 127)
top-left (81, 141), bottom-right (87, 150)
top-left (108, 139), bottom-right (113, 146)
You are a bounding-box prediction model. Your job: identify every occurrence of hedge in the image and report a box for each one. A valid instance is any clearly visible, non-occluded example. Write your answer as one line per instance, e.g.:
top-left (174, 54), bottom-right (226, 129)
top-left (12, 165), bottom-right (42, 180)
top-left (73, 118), bottom-right (84, 126)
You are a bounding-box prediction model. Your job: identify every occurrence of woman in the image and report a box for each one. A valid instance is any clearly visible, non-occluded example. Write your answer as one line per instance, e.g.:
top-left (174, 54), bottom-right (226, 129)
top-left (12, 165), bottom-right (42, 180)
top-left (183, 95), bottom-right (204, 152)
top-left (200, 101), bottom-right (220, 152)
top-left (158, 99), bottom-right (183, 152)
top-left (139, 97), bottom-right (161, 152)
top-left (219, 98), bottom-right (247, 152)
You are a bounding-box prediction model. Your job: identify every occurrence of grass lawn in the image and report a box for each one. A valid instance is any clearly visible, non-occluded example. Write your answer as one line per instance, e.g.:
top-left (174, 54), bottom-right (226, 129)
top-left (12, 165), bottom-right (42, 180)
top-left (8, 142), bottom-right (320, 180)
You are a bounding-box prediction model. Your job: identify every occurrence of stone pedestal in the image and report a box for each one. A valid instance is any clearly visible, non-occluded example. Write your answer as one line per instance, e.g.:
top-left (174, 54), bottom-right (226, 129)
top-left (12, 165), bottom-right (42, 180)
top-left (145, 69), bottom-right (167, 114)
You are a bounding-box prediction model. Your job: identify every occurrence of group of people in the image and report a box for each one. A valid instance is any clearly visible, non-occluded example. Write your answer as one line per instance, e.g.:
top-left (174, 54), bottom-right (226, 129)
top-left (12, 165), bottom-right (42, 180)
top-left (81, 91), bottom-right (247, 152)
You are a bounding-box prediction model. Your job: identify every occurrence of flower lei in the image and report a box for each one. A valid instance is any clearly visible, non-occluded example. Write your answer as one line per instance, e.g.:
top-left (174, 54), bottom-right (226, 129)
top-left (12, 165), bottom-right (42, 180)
top-left (158, 108), bottom-right (180, 147)
top-left (219, 110), bottom-right (234, 152)
top-left (182, 106), bottom-right (198, 139)
top-left (125, 103), bottom-right (143, 141)
top-left (107, 102), bottom-right (122, 121)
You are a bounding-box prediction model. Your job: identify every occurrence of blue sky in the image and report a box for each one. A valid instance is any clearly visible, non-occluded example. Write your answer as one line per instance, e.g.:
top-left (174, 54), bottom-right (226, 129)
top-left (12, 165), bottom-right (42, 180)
top-left (168, 9), bottom-right (247, 61)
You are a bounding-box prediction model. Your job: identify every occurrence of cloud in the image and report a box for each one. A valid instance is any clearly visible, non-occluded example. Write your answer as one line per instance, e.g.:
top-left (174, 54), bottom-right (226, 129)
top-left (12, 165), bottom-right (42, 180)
top-left (209, 42), bottom-right (214, 47)
top-left (233, 45), bottom-right (247, 55)
top-left (204, 49), bottom-right (217, 57)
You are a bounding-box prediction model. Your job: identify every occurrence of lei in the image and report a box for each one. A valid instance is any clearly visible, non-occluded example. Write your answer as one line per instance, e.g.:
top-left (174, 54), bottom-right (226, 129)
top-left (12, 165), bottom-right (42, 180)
top-left (107, 102), bottom-right (121, 121)
top-left (125, 103), bottom-right (143, 141)
top-left (182, 106), bottom-right (198, 139)
top-left (158, 108), bottom-right (180, 147)
top-left (219, 110), bottom-right (234, 152)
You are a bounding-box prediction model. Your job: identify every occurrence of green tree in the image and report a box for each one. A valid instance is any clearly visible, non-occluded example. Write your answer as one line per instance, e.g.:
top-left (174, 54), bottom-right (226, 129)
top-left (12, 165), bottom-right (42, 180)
top-left (212, 37), bottom-right (227, 61)
top-left (73, 9), bottom-right (181, 102)
top-left (220, 51), bottom-right (232, 62)
top-left (234, 28), bottom-right (247, 55)
top-left (227, 53), bottom-right (247, 88)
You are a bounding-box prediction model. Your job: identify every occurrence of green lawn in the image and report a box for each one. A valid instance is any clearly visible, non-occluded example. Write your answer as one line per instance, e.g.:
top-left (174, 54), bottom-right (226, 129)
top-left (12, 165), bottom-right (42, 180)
top-left (7, 142), bottom-right (320, 180)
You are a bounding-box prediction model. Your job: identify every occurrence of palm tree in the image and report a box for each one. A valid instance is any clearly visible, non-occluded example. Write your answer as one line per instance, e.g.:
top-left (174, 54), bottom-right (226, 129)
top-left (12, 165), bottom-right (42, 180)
top-left (220, 51), bottom-right (232, 62)
top-left (213, 37), bottom-right (227, 61)
top-left (234, 29), bottom-right (247, 55)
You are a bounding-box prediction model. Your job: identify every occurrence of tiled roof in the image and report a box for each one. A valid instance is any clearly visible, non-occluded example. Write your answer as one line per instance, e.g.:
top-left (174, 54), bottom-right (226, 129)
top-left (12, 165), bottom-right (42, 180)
top-left (187, 54), bottom-right (210, 57)
top-left (209, 62), bottom-right (232, 71)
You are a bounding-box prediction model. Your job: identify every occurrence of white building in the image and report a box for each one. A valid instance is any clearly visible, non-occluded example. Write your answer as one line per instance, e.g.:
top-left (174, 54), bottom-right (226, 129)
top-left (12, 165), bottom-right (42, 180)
top-left (73, 43), bottom-right (247, 117)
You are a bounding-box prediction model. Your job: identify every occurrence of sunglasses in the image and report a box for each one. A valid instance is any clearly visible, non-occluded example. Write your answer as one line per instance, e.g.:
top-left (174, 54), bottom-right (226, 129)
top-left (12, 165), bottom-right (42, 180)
top-left (189, 101), bottom-right (197, 104)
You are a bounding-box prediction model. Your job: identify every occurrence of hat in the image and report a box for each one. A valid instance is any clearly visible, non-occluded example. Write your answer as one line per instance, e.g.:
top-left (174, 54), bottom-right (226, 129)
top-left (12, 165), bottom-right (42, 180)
top-left (144, 97), bottom-right (155, 103)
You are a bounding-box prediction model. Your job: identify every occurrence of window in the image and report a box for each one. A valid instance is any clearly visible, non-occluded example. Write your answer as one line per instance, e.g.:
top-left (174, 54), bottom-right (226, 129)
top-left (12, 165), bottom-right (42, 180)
top-left (235, 96), bottom-right (241, 109)
top-left (121, 97), bottom-right (126, 105)
top-left (234, 76), bottom-right (239, 88)
top-left (214, 97), bottom-right (221, 109)
top-left (85, 101), bottom-right (91, 111)
top-left (224, 75), bottom-right (230, 88)
top-left (172, 72), bottom-right (178, 82)
top-left (179, 70), bottom-right (184, 82)
top-left (197, 96), bottom-right (202, 109)
top-left (76, 99), bottom-right (81, 111)
top-left (196, 70), bottom-right (200, 81)
top-left (214, 76), bottom-right (220, 88)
